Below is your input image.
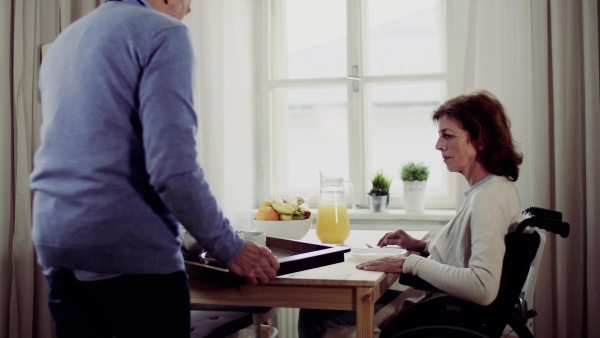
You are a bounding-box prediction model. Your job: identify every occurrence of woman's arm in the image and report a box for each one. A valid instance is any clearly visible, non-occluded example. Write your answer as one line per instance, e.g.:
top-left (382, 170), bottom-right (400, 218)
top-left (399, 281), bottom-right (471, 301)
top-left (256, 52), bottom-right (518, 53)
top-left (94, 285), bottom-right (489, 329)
top-left (402, 231), bottom-right (506, 306)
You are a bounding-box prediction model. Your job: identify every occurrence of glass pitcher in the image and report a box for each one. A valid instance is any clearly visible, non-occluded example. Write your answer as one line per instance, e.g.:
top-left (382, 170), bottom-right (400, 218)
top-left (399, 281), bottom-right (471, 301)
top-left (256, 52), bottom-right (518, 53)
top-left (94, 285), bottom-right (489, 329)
top-left (316, 173), bottom-right (354, 245)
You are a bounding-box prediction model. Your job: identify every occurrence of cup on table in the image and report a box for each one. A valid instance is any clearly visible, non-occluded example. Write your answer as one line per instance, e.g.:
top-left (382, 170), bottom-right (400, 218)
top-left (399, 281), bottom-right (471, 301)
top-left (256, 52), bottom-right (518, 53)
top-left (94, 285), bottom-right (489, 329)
top-left (181, 230), bottom-right (203, 257)
top-left (238, 231), bottom-right (267, 247)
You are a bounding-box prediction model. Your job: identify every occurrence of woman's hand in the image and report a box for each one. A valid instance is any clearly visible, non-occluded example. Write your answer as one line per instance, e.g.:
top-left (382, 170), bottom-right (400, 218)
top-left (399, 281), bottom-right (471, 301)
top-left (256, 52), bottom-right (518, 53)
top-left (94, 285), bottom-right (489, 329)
top-left (227, 241), bottom-right (280, 285)
top-left (356, 256), bottom-right (405, 274)
top-left (377, 229), bottom-right (427, 252)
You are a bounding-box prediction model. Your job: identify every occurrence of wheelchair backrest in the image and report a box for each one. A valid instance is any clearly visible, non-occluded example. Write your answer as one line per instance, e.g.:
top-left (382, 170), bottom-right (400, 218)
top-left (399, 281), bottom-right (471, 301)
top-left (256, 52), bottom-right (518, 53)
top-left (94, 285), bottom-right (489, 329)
top-left (522, 230), bottom-right (546, 308)
top-left (489, 207), bottom-right (570, 318)
top-left (487, 231), bottom-right (540, 316)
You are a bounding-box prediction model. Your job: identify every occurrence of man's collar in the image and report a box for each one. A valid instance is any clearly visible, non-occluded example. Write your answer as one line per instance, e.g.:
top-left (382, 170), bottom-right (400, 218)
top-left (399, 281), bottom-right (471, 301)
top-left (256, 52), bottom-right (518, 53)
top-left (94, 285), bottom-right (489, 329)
top-left (103, 0), bottom-right (150, 7)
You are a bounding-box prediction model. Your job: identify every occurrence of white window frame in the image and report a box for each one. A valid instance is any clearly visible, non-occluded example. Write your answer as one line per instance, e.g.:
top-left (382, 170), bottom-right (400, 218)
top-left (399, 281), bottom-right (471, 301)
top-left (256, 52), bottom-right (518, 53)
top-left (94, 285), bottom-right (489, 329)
top-left (256, 0), bottom-right (456, 210)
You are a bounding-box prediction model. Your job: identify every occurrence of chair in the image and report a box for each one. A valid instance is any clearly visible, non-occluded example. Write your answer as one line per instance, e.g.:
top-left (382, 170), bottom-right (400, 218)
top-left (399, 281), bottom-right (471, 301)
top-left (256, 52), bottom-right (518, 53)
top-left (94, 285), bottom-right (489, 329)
top-left (190, 304), bottom-right (279, 338)
top-left (190, 310), bottom-right (252, 337)
top-left (380, 207), bottom-right (570, 338)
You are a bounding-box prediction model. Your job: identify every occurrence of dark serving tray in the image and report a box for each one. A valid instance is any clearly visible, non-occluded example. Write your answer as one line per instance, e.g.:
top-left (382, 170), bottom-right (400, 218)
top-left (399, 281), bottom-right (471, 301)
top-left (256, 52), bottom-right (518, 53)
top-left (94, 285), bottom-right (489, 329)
top-left (184, 237), bottom-right (350, 287)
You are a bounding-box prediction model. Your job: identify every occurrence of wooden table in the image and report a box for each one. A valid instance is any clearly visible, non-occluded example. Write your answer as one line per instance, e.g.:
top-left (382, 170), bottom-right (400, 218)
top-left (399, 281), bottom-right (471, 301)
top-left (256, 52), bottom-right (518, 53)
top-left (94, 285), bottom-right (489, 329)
top-left (189, 230), bottom-right (429, 338)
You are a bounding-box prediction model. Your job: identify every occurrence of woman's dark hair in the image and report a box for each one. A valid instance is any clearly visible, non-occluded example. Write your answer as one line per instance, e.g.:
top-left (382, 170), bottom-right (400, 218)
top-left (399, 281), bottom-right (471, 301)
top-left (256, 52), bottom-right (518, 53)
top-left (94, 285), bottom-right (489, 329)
top-left (432, 90), bottom-right (523, 181)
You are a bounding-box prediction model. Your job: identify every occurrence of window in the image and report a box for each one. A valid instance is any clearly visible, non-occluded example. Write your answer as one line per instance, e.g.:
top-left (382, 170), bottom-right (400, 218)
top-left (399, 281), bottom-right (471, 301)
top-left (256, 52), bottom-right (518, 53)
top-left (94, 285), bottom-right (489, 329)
top-left (258, 0), bottom-right (455, 209)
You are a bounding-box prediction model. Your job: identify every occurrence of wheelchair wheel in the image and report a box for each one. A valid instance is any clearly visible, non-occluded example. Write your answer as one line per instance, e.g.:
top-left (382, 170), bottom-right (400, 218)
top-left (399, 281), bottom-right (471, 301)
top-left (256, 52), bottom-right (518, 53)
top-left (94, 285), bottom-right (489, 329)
top-left (385, 325), bottom-right (491, 338)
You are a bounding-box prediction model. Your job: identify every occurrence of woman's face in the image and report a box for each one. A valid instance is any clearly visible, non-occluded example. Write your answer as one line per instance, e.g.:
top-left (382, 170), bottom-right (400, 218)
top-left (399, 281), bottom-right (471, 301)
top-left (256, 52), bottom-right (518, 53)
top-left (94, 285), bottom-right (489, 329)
top-left (435, 115), bottom-right (483, 183)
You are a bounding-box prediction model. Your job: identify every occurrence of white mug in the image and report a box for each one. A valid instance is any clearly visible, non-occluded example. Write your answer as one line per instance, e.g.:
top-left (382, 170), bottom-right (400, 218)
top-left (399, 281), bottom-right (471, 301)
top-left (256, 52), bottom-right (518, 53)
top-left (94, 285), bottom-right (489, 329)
top-left (238, 231), bottom-right (267, 247)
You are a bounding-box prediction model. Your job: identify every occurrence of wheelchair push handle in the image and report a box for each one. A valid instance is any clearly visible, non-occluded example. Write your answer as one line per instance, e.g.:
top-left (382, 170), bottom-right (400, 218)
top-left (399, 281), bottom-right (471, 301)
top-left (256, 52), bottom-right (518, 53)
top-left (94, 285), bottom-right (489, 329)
top-left (517, 207), bottom-right (570, 238)
top-left (522, 206), bottom-right (562, 221)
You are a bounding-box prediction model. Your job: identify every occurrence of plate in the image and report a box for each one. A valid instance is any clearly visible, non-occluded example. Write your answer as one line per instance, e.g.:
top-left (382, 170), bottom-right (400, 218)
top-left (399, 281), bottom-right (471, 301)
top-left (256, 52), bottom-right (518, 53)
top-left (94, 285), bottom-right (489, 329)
top-left (349, 247), bottom-right (407, 261)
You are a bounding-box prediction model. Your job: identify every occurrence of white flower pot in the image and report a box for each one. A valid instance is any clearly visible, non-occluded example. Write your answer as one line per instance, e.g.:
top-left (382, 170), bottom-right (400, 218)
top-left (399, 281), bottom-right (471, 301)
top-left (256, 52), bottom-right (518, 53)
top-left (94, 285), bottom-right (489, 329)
top-left (403, 181), bottom-right (426, 212)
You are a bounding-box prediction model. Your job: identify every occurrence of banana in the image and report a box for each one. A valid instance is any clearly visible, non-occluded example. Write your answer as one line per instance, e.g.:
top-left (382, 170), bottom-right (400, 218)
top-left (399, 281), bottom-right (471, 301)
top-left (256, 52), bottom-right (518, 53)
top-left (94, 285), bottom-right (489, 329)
top-left (292, 215), bottom-right (306, 220)
top-left (302, 207), bottom-right (312, 219)
top-left (271, 197), bottom-right (295, 215)
top-left (292, 206), bottom-right (311, 219)
top-left (279, 214), bottom-right (294, 221)
top-left (289, 196), bottom-right (306, 206)
top-left (283, 198), bottom-right (300, 211)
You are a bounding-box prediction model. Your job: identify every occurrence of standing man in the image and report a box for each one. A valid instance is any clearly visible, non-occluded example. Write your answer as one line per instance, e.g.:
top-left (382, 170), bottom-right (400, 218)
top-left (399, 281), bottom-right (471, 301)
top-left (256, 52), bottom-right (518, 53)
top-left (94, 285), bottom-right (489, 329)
top-left (30, 0), bottom-right (279, 337)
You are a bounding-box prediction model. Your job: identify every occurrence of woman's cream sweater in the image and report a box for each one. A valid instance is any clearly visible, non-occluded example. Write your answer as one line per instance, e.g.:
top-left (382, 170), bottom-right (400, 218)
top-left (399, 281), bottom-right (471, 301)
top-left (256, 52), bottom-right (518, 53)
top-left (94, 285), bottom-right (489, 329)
top-left (403, 175), bottom-right (523, 306)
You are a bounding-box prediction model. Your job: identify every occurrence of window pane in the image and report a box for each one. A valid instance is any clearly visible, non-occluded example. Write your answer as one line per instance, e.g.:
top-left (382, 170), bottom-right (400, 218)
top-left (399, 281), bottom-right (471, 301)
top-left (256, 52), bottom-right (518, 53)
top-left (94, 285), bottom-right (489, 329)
top-left (272, 87), bottom-right (348, 193)
top-left (365, 0), bottom-right (443, 76)
top-left (366, 82), bottom-right (446, 196)
top-left (271, 0), bottom-right (347, 79)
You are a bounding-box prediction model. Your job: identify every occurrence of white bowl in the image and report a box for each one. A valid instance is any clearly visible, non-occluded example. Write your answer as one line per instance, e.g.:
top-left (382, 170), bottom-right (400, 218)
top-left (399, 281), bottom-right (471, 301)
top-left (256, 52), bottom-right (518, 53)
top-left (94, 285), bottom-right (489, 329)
top-left (253, 218), bottom-right (312, 240)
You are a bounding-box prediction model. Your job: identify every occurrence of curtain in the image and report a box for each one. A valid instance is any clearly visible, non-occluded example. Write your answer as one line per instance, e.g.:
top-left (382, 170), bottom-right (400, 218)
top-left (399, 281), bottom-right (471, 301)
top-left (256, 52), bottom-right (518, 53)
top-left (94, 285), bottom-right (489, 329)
top-left (182, 1), bottom-right (257, 229)
top-left (449, 0), bottom-right (536, 205)
top-left (0, 0), bottom-right (14, 334)
top-left (540, 1), bottom-right (600, 337)
top-left (1, 1), bottom-right (100, 337)
top-left (450, 0), bottom-right (599, 336)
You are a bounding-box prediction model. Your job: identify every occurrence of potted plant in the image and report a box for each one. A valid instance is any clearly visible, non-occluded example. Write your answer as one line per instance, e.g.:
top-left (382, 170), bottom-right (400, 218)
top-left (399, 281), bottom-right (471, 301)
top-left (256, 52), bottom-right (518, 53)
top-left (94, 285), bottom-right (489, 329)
top-left (400, 162), bottom-right (429, 212)
top-left (367, 170), bottom-right (392, 212)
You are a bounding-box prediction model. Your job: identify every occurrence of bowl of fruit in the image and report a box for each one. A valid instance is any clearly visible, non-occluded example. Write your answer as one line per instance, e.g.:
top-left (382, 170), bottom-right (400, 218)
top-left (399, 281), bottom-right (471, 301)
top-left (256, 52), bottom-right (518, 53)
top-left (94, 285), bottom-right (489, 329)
top-left (253, 196), bottom-right (313, 240)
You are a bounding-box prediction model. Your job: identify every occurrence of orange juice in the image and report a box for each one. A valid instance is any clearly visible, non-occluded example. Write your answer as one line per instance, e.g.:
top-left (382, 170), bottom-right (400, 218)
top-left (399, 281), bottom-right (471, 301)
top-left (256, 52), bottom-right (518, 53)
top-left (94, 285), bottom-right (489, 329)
top-left (316, 203), bottom-right (350, 244)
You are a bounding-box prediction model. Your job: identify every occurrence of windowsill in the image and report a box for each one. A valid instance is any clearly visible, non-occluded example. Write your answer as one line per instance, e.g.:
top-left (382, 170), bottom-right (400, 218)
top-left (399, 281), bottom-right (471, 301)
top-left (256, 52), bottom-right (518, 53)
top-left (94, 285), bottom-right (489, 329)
top-left (326, 208), bottom-right (453, 233)
top-left (252, 208), bottom-right (454, 221)
top-left (251, 208), bottom-right (454, 233)
top-left (344, 208), bottom-right (455, 222)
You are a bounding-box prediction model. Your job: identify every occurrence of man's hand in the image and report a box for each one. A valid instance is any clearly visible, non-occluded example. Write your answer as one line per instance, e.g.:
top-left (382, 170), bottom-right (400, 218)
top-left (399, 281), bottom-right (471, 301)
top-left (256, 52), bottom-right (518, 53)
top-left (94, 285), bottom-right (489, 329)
top-left (356, 256), bottom-right (405, 274)
top-left (227, 241), bottom-right (280, 285)
top-left (377, 229), bottom-right (427, 252)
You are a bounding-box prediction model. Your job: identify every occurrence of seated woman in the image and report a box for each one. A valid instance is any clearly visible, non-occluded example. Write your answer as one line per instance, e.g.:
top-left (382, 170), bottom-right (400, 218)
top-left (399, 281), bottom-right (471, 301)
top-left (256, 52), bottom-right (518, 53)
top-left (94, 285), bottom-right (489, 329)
top-left (298, 90), bottom-right (524, 338)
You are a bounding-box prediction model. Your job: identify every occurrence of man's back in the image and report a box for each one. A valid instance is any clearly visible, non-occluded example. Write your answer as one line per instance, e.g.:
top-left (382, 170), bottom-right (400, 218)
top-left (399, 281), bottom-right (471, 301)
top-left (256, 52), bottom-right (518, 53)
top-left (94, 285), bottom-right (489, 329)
top-left (31, 1), bottom-right (204, 275)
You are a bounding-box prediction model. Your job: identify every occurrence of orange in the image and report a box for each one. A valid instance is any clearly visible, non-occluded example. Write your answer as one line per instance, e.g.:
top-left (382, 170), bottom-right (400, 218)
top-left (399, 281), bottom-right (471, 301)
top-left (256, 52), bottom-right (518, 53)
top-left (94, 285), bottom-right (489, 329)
top-left (255, 205), bottom-right (280, 220)
top-left (259, 200), bottom-right (272, 208)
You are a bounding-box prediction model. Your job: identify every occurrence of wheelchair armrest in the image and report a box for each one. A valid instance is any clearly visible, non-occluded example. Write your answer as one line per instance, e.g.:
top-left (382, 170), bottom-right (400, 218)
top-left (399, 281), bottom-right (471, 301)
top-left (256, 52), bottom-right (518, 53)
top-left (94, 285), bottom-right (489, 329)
top-left (398, 274), bottom-right (442, 293)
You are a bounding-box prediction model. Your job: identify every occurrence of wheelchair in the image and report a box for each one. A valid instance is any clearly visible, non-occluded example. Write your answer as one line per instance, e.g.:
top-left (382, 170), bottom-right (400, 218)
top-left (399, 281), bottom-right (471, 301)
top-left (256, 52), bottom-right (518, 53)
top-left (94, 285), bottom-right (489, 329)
top-left (380, 207), bottom-right (570, 338)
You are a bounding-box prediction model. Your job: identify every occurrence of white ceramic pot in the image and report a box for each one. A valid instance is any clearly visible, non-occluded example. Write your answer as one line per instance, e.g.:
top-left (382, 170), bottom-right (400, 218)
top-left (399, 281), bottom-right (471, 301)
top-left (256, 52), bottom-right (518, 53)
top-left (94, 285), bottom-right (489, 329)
top-left (403, 180), bottom-right (427, 212)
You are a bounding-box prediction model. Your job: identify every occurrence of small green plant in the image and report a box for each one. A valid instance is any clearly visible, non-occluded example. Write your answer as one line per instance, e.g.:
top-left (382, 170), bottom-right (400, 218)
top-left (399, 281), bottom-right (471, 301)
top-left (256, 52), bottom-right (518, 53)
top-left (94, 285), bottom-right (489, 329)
top-left (368, 170), bottom-right (392, 196)
top-left (401, 162), bottom-right (429, 182)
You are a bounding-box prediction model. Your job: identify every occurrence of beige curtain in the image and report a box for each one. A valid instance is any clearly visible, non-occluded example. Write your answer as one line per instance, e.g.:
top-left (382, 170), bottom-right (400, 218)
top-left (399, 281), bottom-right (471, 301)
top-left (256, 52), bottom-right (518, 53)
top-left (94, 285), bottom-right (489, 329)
top-left (532, 0), bottom-right (600, 337)
top-left (0, 1), bottom-right (100, 337)
top-left (182, 1), bottom-right (257, 229)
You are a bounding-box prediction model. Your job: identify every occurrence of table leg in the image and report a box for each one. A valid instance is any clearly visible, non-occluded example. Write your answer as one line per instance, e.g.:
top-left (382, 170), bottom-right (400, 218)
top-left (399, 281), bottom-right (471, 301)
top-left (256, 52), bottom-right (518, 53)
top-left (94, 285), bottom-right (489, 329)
top-left (356, 287), bottom-right (375, 338)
